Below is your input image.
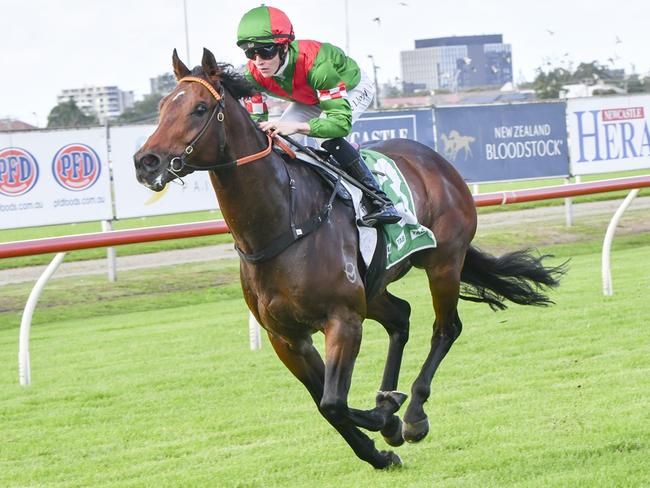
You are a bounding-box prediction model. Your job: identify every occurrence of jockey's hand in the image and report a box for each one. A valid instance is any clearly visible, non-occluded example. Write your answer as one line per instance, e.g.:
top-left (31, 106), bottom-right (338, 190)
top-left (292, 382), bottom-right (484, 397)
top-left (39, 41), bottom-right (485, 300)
top-left (259, 120), bottom-right (310, 137)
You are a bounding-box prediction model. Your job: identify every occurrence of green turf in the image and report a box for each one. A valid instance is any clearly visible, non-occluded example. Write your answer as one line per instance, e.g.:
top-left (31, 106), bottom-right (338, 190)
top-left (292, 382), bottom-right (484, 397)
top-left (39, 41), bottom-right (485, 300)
top-left (1, 233), bottom-right (649, 486)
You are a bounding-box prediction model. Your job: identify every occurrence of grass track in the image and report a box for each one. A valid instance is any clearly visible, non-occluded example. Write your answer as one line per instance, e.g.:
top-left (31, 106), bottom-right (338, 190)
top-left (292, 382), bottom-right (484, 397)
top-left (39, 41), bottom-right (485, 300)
top-left (1, 238), bottom-right (649, 486)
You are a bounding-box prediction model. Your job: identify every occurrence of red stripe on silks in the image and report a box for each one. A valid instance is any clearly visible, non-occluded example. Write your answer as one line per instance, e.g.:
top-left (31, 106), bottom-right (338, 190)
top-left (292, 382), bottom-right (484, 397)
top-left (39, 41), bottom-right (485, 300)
top-left (291, 40), bottom-right (321, 105)
top-left (268, 6), bottom-right (292, 39)
top-left (247, 40), bottom-right (322, 106)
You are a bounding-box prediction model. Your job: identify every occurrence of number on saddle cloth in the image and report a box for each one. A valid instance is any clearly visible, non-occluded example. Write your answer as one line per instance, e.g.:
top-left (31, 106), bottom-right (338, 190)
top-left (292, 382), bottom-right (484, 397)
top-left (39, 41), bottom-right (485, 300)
top-left (358, 149), bottom-right (437, 269)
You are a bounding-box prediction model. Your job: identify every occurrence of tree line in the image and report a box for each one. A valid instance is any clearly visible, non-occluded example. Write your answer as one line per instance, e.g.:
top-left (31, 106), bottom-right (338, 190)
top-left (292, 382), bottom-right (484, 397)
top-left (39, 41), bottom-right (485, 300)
top-left (46, 93), bottom-right (165, 129)
top-left (45, 62), bottom-right (650, 128)
top-left (523, 61), bottom-right (650, 99)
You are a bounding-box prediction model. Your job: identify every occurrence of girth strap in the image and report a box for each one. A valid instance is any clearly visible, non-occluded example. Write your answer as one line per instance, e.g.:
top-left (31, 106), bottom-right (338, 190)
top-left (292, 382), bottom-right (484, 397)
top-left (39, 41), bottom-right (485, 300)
top-left (235, 164), bottom-right (339, 264)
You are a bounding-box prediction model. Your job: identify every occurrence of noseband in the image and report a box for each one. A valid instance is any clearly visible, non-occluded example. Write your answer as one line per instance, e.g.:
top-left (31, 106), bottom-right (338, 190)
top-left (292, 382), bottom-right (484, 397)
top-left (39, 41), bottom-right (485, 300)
top-left (167, 76), bottom-right (273, 177)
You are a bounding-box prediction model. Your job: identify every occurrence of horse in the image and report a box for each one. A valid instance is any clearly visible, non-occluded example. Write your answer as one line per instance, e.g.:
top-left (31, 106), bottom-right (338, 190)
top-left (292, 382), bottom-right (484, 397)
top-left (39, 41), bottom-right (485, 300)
top-left (133, 48), bottom-right (565, 469)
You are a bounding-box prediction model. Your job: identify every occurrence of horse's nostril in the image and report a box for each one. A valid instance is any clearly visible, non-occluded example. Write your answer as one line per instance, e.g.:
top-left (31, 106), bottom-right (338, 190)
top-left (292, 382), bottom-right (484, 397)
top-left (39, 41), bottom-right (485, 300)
top-left (140, 153), bottom-right (161, 170)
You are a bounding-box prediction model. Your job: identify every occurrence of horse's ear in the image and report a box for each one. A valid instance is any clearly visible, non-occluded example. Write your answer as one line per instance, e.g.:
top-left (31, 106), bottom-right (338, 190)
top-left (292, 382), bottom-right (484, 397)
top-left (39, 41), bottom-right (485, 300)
top-left (172, 48), bottom-right (190, 80)
top-left (201, 48), bottom-right (221, 80)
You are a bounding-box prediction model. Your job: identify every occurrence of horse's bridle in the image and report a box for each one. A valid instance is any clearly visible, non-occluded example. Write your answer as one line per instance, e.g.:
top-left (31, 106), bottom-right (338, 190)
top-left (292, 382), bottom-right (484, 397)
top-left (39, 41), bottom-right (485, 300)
top-left (161, 76), bottom-right (335, 265)
top-left (166, 76), bottom-right (273, 177)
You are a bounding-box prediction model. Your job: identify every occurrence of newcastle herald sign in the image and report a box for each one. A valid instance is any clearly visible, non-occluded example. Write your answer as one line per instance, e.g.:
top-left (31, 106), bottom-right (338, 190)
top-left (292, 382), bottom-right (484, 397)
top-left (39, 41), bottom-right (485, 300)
top-left (567, 95), bottom-right (650, 175)
top-left (434, 102), bottom-right (569, 182)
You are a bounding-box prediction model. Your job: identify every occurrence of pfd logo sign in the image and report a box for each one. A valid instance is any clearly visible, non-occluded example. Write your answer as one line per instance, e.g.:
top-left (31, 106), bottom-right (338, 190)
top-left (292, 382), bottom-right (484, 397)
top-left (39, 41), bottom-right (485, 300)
top-left (0, 147), bottom-right (40, 197)
top-left (51, 143), bottom-right (102, 191)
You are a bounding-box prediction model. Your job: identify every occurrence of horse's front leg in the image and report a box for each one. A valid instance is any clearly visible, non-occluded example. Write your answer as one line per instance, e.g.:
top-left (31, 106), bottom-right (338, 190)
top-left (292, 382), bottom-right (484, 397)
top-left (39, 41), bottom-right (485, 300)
top-left (335, 292), bottom-right (412, 446)
top-left (320, 312), bottom-right (402, 467)
top-left (266, 331), bottom-right (400, 469)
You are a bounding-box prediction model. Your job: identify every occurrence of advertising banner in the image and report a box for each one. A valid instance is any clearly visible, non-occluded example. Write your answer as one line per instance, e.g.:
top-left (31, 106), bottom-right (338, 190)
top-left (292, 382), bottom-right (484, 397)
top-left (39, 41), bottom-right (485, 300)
top-left (0, 127), bottom-right (112, 229)
top-left (110, 125), bottom-right (219, 219)
top-left (352, 108), bottom-right (435, 148)
top-left (299, 108), bottom-right (435, 150)
top-left (434, 102), bottom-right (569, 182)
top-left (567, 94), bottom-right (650, 175)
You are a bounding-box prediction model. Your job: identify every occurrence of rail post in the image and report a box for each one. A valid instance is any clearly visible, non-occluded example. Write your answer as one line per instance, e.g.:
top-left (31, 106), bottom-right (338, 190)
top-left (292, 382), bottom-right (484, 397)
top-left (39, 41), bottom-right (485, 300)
top-left (602, 189), bottom-right (640, 296)
top-left (19, 252), bottom-right (66, 386)
top-left (101, 220), bottom-right (117, 282)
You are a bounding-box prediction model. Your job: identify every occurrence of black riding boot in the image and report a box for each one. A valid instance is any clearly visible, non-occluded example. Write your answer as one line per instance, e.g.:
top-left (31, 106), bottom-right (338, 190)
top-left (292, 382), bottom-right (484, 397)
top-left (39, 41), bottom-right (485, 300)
top-left (321, 138), bottom-right (401, 227)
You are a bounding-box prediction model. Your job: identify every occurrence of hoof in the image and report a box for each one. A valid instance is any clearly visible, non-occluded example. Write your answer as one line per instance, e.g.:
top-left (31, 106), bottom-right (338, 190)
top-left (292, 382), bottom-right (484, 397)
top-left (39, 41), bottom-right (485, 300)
top-left (376, 391), bottom-right (408, 412)
top-left (381, 415), bottom-right (405, 447)
top-left (375, 450), bottom-right (403, 469)
top-left (403, 417), bottom-right (429, 443)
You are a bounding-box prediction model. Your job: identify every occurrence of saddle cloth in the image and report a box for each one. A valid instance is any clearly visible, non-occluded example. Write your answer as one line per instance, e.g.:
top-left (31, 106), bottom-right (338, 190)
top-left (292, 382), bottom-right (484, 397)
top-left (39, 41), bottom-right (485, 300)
top-left (357, 149), bottom-right (437, 268)
top-left (289, 147), bottom-right (437, 270)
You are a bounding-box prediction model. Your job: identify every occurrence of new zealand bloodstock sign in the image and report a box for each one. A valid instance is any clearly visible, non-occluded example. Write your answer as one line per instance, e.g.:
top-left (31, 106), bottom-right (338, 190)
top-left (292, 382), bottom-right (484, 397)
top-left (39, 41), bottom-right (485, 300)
top-left (51, 143), bottom-right (101, 191)
top-left (434, 102), bottom-right (569, 182)
top-left (0, 147), bottom-right (40, 197)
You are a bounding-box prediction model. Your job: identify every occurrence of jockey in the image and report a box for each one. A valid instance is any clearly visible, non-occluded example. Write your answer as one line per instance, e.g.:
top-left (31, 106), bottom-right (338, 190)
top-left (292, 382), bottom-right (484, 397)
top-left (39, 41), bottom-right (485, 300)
top-left (236, 5), bottom-right (400, 227)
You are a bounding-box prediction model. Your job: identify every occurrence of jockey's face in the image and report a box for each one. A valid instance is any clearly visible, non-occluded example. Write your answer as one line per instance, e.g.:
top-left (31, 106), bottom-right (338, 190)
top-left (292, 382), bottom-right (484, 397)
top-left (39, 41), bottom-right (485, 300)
top-left (249, 46), bottom-right (283, 78)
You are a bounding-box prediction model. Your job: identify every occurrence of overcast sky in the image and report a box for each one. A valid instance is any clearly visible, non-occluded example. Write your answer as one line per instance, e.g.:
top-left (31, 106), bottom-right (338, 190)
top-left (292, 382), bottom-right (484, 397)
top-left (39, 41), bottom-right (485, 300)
top-left (2, 0), bottom-right (649, 127)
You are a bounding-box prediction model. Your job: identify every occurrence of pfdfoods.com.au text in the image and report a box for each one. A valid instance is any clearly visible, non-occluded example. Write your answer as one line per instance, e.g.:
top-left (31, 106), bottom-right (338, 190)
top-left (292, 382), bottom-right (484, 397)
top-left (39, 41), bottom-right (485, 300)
top-left (0, 196), bottom-right (106, 213)
top-left (0, 201), bottom-right (44, 212)
top-left (53, 196), bottom-right (106, 207)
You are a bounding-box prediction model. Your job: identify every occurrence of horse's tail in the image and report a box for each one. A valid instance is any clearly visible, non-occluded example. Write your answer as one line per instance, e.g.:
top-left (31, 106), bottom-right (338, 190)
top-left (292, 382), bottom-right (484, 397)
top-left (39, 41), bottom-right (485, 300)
top-left (459, 246), bottom-right (568, 311)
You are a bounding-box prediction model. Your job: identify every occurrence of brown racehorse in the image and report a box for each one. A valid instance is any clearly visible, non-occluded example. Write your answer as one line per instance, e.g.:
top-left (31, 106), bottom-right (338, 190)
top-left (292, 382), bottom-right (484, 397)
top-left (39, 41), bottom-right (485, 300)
top-left (134, 48), bottom-right (566, 469)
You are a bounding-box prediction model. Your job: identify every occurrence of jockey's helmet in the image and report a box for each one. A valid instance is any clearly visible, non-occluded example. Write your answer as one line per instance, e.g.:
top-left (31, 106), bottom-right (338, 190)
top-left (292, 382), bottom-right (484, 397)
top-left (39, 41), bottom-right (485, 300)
top-left (237, 6), bottom-right (295, 49)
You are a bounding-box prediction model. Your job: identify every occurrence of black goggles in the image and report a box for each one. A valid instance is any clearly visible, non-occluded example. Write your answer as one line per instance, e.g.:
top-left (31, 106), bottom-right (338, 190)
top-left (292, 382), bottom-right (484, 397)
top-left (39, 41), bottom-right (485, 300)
top-left (244, 44), bottom-right (280, 60)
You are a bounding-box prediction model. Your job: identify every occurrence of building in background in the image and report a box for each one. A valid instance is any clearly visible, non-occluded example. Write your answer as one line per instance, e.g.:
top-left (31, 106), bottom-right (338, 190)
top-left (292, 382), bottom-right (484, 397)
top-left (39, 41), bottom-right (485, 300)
top-left (0, 118), bottom-right (37, 131)
top-left (149, 73), bottom-right (177, 95)
top-left (56, 86), bottom-right (135, 123)
top-left (400, 34), bottom-right (513, 93)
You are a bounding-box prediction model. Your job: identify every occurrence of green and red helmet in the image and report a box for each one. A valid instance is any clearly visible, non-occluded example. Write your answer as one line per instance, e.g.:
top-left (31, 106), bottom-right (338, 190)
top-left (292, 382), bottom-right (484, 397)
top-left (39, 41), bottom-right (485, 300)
top-left (236, 5), bottom-right (295, 49)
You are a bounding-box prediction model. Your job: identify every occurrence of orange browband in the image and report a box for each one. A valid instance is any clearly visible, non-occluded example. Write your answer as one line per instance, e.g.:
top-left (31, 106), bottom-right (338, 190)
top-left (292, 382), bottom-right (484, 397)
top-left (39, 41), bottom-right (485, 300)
top-left (178, 76), bottom-right (222, 101)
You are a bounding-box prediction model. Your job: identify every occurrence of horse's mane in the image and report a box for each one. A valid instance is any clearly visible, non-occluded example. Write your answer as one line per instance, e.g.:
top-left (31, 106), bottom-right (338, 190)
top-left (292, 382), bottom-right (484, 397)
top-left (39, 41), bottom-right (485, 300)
top-left (190, 63), bottom-right (258, 100)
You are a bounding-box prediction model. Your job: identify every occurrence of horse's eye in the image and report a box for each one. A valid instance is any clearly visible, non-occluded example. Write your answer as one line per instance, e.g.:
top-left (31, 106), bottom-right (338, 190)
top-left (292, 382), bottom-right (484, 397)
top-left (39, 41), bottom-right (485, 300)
top-left (193, 104), bottom-right (208, 116)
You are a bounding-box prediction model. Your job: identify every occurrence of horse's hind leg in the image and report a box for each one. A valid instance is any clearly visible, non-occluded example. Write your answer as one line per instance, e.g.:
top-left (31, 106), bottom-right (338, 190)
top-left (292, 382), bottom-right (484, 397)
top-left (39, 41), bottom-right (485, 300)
top-left (266, 331), bottom-right (401, 469)
top-left (402, 259), bottom-right (463, 443)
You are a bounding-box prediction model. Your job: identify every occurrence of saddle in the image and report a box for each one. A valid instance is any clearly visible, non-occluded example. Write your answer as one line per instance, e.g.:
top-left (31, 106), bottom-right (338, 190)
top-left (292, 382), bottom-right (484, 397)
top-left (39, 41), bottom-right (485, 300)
top-left (273, 142), bottom-right (388, 300)
top-left (240, 138), bottom-right (435, 302)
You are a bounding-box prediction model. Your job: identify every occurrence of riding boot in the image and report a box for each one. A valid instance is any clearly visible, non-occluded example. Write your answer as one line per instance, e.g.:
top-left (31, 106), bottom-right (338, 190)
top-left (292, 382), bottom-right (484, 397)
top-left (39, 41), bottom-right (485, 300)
top-left (321, 138), bottom-right (401, 227)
